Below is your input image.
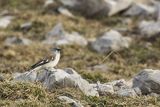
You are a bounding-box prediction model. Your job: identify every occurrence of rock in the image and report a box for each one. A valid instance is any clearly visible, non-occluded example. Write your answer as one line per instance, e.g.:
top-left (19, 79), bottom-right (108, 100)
top-left (13, 68), bottom-right (99, 97)
top-left (91, 81), bottom-right (114, 95)
top-left (133, 69), bottom-right (160, 95)
top-left (5, 37), bottom-right (32, 46)
top-left (44, 0), bottom-right (55, 7)
top-left (138, 20), bottom-right (160, 38)
top-left (13, 71), bottom-right (37, 82)
top-left (0, 75), bottom-right (4, 82)
top-left (0, 10), bottom-right (9, 16)
top-left (0, 16), bottom-right (14, 28)
top-left (44, 23), bottom-right (88, 46)
top-left (106, 79), bottom-right (130, 91)
top-left (124, 3), bottom-right (155, 17)
top-left (46, 22), bottom-right (64, 38)
top-left (59, 0), bottom-right (133, 17)
top-left (91, 30), bottom-right (132, 53)
top-left (104, 0), bottom-right (133, 16)
top-left (116, 88), bottom-right (140, 97)
top-left (58, 96), bottom-right (84, 107)
top-left (20, 22), bottom-right (32, 31)
top-left (150, 93), bottom-right (160, 97)
top-left (153, 1), bottom-right (160, 21)
top-left (58, 7), bottom-right (75, 18)
top-left (91, 79), bottom-right (133, 96)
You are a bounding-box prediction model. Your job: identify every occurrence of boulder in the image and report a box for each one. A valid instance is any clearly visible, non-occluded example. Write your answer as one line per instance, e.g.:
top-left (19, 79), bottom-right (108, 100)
top-left (44, 0), bottom-right (55, 7)
top-left (58, 7), bottom-right (75, 18)
top-left (124, 3), bottom-right (156, 17)
top-left (13, 68), bottom-right (99, 97)
top-left (138, 20), bottom-right (160, 38)
top-left (44, 23), bottom-right (88, 46)
top-left (91, 30), bottom-right (131, 53)
top-left (5, 36), bottom-right (32, 46)
top-left (0, 74), bottom-right (4, 82)
top-left (116, 87), bottom-right (141, 97)
top-left (91, 79), bottom-right (133, 96)
top-left (13, 71), bottom-right (37, 82)
top-left (133, 69), bottom-right (160, 95)
top-left (91, 81), bottom-right (114, 95)
top-left (59, 0), bottom-right (133, 17)
top-left (0, 16), bottom-right (14, 28)
top-left (20, 22), bottom-right (32, 31)
top-left (58, 96), bottom-right (84, 107)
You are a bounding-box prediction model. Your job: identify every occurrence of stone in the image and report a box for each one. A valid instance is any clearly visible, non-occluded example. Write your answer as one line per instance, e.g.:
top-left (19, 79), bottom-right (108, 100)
top-left (5, 37), bottom-right (32, 46)
top-left (0, 16), bottom-right (14, 28)
top-left (58, 7), bottom-right (75, 18)
top-left (58, 96), bottom-right (84, 107)
top-left (133, 69), bottom-right (160, 95)
top-left (0, 10), bottom-right (9, 16)
top-left (46, 22), bottom-right (64, 38)
top-left (91, 30), bottom-right (132, 53)
top-left (117, 88), bottom-right (139, 97)
top-left (138, 20), bottom-right (160, 38)
top-left (13, 71), bottom-right (37, 82)
top-left (106, 79), bottom-right (130, 91)
top-left (155, 2), bottom-right (160, 21)
top-left (104, 0), bottom-right (133, 16)
top-left (124, 3), bottom-right (156, 17)
top-left (59, 0), bottom-right (133, 17)
top-left (91, 81), bottom-right (114, 95)
top-left (44, 23), bottom-right (88, 46)
top-left (0, 75), bottom-right (4, 82)
top-left (13, 68), bottom-right (99, 97)
top-left (44, 0), bottom-right (55, 7)
top-left (20, 22), bottom-right (32, 31)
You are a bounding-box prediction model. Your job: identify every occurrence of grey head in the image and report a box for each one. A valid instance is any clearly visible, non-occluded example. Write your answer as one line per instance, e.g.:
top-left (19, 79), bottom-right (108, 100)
top-left (51, 48), bottom-right (61, 54)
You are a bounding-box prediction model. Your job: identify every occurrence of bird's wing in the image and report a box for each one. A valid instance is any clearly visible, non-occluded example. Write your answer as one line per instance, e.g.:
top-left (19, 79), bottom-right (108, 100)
top-left (30, 56), bottom-right (54, 70)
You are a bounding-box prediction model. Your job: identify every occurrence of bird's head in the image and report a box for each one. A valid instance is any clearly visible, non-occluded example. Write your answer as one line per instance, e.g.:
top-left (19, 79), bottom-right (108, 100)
top-left (51, 48), bottom-right (61, 54)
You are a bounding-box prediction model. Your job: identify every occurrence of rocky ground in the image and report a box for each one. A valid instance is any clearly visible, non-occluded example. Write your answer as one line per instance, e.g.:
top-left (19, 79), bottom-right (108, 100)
top-left (0, 0), bottom-right (160, 107)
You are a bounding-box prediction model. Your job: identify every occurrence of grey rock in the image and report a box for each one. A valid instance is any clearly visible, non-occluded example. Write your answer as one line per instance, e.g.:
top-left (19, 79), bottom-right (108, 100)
top-left (0, 75), bottom-right (4, 82)
top-left (104, 0), bottom-right (133, 16)
top-left (149, 93), bottom-right (160, 97)
top-left (106, 79), bottom-right (130, 91)
top-left (5, 37), bottom-right (32, 46)
top-left (155, 4), bottom-right (160, 21)
top-left (13, 71), bottom-right (37, 82)
top-left (20, 22), bottom-right (32, 31)
top-left (58, 96), bottom-right (84, 107)
top-left (117, 88), bottom-right (138, 97)
top-left (0, 10), bottom-right (9, 16)
top-left (124, 3), bottom-right (156, 17)
top-left (91, 30), bottom-right (132, 53)
top-left (58, 7), bottom-right (75, 18)
top-left (59, 0), bottom-right (78, 7)
top-left (44, 0), bottom-right (55, 7)
top-left (91, 81), bottom-right (114, 95)
top-left (46, 22), bottom-right (64, 38)
top-left (44, 23), bottom-right (88, 46)
top-left (13, 68), bottom-right (99, 97)
top-left (138, 20), bottom-right (160, 38)
top-left (0, 16), bottom-right (14, 28)
top-left (133, 69), bottom-right (160, 95)
top-left (59, 0), bottom-right (132, 17)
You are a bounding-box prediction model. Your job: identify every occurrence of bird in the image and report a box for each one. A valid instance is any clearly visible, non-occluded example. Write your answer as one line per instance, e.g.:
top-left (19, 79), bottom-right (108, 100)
top-left (29, 47), bottom-right (61, 71)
